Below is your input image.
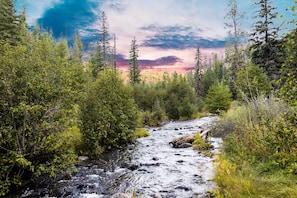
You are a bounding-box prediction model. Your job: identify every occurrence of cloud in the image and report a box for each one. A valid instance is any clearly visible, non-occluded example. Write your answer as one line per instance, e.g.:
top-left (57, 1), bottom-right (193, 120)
top-left (37, 0), bottom-right (102, 41)
top-left (141, 25), bottom-right (227, 49)
top-left (117, 55), bottom-right (183, 69)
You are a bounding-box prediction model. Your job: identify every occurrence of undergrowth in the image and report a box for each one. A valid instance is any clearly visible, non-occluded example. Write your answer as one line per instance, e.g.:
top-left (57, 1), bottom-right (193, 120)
top-left (213, 95), bottom-right (297, 197)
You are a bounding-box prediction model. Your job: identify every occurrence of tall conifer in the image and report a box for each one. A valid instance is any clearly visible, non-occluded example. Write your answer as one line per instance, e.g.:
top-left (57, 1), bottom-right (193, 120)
top-left (129, 37), bottom-right (141, 85)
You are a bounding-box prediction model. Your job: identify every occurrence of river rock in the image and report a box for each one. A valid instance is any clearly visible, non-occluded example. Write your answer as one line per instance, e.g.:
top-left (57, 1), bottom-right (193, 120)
top-left (78, 156), bottom-right (89, 161)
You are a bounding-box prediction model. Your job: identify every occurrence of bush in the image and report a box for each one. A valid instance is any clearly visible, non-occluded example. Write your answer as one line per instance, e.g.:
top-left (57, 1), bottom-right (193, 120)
top-left (0, 40), bottom-right (80, 195)
top-left (220, 95), bottom-right (297, 172)
top-left (192, 133), bottom-right (212, 151)
top-left (138, 109), bottom-right (167, 127)
top-left (236, 63), bottom-right (272, 100)
top-left (133, 128), bottom-right (151, 139)
top-left (204, 83), bottom-right (232, 114)
top-left (164, 76), bottom-right (198, 120)
top-left (80, 69), bottom-right (138, 155)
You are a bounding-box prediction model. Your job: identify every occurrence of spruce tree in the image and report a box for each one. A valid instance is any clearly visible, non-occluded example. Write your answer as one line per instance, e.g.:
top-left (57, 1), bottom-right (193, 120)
top-left (89, 44), bottom-right (104, 80)
top-left (69, 30), bottom-right (83, 64)
top-left (194, 44), bottom-right (203, 97)
top-left (0, 0), bottom-right (23, 45)
top-left (129, 37), bottom-right (141, 85)
top-left (99, 11), bottom-right (111, 66)
top-left (250, 0), bottom-right (284, 82)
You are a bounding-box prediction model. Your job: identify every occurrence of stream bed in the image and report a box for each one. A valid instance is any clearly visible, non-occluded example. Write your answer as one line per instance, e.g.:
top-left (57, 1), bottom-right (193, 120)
top-left (19, 116), bottom-right (222, 198)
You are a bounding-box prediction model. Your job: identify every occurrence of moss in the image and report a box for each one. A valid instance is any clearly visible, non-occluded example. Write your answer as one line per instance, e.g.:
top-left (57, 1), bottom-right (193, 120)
top-left (134, 128), bottom-right (151, 139)
top-left (192, 133), bottom-right (212, 151)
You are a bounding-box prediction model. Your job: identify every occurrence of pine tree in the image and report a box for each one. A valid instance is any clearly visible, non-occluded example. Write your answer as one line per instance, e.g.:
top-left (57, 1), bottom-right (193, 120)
top-left (0, 0), bottom-right (24, 45)
top-left (99, 11), bottom-right (111, 66)
top-left (56, 38), bottom-right (69, 59)
top-left (194, 44), bottom-right (203, 97)
top-left (129, 37), bottom-right (141, 85)
top-left (250, 0), bottom-right (284, 82)
top-left (69, 30), bottom-right (83, 64)
top-left (89, 43), bottom-right (104, 80)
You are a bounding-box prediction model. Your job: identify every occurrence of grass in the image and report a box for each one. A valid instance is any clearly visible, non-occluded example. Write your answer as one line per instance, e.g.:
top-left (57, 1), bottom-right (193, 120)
top-left (212, 95), bottom-right (297, 197)
top-left (213, 155), bottom-right (297, 198)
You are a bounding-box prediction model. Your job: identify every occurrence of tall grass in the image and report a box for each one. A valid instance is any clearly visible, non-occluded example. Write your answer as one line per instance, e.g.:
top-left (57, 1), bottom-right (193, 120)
top-left (213, 95), bottom-right (297, 197)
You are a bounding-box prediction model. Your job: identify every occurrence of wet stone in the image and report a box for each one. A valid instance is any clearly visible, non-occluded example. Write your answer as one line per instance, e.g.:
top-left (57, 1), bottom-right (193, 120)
top-left (175, 186), bottom-right (192, 191)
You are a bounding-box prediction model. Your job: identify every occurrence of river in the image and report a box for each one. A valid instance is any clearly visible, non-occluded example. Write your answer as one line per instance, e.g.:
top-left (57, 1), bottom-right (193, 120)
top-left (19, 116), bottom-right (221, 198)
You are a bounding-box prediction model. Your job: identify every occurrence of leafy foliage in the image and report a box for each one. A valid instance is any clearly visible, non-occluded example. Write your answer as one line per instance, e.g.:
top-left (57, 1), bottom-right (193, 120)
top-left (204, 83), bottom-right (232, 114)
top-left (0, 32), bottom-right (82, 194)
top-left (133, 128), bottom-right (150, 139)
top-left (80, 69), bottom-right (138, 155)
top-left (164, 76), bottom-right (198, 120)
top-left (221, 95), bottom-right (296, 171)
top-left (278, 28), bottom-right (297, 106)
top-left (192, 133), bottom-right (212, 151)
top-left (235, 63), bottom-right (272, 100)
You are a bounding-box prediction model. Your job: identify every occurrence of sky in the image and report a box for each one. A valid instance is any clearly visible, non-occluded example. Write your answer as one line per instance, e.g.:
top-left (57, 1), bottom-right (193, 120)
top-left (21, 0), bottom-right (295, 73)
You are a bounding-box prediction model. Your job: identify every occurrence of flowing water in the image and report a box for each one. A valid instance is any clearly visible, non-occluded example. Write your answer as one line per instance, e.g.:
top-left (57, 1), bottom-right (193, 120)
top-left (19, 116), bottom-right (222, 198)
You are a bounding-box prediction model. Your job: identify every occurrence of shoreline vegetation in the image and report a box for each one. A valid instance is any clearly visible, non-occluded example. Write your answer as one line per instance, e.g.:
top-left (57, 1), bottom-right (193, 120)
top-left (211, 96), bottom-right (297, 197)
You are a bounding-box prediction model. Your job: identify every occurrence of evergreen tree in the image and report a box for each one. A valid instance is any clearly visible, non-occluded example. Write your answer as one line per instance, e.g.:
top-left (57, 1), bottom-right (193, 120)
top-left (56, 38), bottom-right (69, 59)
top-left (0, 0), bottom-right (27, 45)
top-left (249, 0), bottom-right (284, 82)
top-left (205, 83), bottom-right (232, 114)
top-left (194, 44), bottom-right (203, 97)
top-left (129, 37), bottom-right (141, 85)
top-left (89, 44), bottom-right (104, 80)
top-left (69, 30), bottom-right (83, 64)
top-left (99, 11), bottom-right (111, 66)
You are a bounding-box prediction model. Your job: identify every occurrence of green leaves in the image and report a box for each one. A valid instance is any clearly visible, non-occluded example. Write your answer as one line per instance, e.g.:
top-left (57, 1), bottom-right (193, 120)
top-left (0, 33), bottom-right (83, 195)
top-left (80, 69), bottom-right (138, 154)
top-left (205, 83), bottom-right (232, 114)
top-left (236, 63), bottom-right (272, 100)
top-left (164, 76), bottom-right (198, 120)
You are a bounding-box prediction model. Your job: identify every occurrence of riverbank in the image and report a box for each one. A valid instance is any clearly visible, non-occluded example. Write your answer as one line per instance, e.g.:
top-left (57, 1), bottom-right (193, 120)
top-left (15, 116), bottom-right (221, 198)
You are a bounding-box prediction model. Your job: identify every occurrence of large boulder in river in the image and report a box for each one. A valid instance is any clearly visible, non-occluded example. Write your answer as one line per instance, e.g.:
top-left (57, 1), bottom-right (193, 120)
top-left (169, 135), bottom-right (194, 148)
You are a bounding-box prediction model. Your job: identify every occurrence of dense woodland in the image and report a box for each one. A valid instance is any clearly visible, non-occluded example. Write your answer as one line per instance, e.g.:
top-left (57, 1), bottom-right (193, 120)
top-left (0, 0), bottom-right (296, 196)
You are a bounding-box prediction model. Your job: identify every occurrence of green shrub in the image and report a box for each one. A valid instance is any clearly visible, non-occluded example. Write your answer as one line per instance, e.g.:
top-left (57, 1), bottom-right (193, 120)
top-left (80, 69), bottom-right (138, 155)
top-left (60, 126), bottom-right (83, 155)
top-left (138, 110), bottom-right (166, 127)
top-left (205, 83), bottom-right (232, 114)
top-left (235, 63), bottom-right (272, 100)
top-left (0, 40), bottom-right (80, 195)
top-left (164, 76), bottom-right (198, 120)
top-left (192, 133), bottom-right (212, 151)
top-left (220, 95), bottom-right (297, 172)
top-left (133, 128), bottom-right (151, 139)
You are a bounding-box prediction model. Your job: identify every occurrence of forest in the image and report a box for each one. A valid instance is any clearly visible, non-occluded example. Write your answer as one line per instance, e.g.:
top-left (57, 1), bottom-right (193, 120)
top-left (0, 0), bottom-right (296, 197)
